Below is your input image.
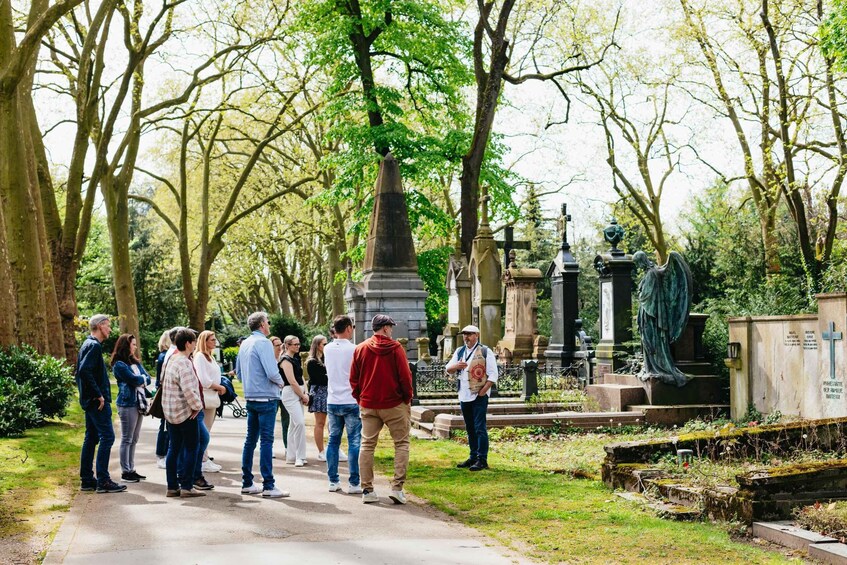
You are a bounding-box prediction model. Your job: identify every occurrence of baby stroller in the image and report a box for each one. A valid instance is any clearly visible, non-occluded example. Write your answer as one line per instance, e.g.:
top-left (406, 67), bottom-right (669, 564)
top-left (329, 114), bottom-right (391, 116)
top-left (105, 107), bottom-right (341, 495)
top-left (217, 375), bottom-right (246, 418)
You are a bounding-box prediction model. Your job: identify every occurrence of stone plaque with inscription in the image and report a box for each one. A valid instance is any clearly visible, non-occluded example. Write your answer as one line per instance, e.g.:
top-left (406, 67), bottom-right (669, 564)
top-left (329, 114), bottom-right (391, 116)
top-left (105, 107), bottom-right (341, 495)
top-left (600, 281), bottom-right (614, 341)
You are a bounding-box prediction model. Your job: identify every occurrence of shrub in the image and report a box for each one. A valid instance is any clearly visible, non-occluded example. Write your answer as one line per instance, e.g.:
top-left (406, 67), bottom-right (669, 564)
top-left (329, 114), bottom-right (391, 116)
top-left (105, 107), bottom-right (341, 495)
top-left (222, 347), bottom-right (240, 366)
top-left (0, 345), bottom-right (75, 420)
top-left (0, 377), bottom-right (41, 437)
top-left (269, 314), bottom-right (308, 351)
top-left (794, 501), bottom-right (847, 542)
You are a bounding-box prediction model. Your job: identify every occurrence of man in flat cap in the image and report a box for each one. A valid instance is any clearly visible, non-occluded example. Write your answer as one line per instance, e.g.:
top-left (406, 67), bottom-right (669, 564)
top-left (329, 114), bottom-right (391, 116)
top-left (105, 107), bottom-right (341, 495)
top-left (445, 324), bottom-right (498, 471)
top-left (350, 314), bottom-right (413, 505)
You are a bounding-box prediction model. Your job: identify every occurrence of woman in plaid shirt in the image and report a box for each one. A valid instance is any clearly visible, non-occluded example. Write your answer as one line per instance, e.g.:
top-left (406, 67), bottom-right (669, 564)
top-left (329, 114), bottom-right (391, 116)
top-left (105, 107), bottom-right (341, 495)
top-left (163, 328), bottom-right (206, 498)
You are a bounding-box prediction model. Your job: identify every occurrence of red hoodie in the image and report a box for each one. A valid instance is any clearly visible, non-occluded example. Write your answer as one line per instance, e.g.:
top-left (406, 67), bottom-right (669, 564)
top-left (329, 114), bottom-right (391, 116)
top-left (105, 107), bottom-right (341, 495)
top-left (350, 334), bottom-right (413, 409)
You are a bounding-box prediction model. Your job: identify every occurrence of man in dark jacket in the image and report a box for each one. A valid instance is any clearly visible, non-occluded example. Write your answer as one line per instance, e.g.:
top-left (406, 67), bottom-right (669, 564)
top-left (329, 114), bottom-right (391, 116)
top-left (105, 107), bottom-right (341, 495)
top-left (350, 314), bottom-right (413, 505)
top-left (77, 314), bottom-right (125, 494)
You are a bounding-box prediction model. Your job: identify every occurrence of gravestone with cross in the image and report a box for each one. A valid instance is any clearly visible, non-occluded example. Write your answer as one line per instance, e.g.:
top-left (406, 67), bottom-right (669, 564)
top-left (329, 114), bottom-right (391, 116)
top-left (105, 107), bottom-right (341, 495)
top-left (469, 192), bottom-right (503, 350)
top-left (822, 321), bottom-right (843, 381)
top-left (496, 226), bottom-right (531, 272)
top-left (545, 203), bottom-right (582, 367)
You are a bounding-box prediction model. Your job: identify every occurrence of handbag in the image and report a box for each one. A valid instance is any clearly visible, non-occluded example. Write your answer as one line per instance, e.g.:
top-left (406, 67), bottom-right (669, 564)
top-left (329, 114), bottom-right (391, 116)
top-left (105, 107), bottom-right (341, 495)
top-left (148, 386), bottom-right (165, 419)
top-left (136, 387), bottom-right (151, 415)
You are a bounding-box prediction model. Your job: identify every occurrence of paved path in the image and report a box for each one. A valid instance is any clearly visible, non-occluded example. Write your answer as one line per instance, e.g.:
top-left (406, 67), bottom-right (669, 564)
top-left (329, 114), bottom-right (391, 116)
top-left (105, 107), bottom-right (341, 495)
top-left (45, 409), bottom-right (527, 564)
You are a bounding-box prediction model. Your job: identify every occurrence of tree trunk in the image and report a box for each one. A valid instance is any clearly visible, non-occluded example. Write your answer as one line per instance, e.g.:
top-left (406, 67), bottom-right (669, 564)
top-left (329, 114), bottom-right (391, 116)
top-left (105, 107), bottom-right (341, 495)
top-left (102, 177), bottom-right (140, 338)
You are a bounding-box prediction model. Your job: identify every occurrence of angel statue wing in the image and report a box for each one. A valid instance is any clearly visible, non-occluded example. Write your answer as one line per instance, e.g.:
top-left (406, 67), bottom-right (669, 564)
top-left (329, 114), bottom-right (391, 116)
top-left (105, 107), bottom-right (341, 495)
top-left (661, 251), bottom-right (693, 344)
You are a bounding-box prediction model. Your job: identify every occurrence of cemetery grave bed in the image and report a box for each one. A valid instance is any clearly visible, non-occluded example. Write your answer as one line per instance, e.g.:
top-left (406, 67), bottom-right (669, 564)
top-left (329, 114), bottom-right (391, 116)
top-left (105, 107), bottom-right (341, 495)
top-left (602, 416), bottom-right (847, 524)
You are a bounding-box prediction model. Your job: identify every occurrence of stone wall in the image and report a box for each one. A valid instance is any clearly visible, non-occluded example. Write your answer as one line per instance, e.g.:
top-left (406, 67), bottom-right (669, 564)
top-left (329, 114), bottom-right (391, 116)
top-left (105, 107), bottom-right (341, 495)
top-left (728, 293), bottom-right (847, 420)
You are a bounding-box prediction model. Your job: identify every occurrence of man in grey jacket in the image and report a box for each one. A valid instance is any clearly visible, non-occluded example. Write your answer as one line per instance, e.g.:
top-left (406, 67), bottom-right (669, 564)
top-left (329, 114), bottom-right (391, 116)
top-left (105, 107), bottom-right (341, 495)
top-left (236, 311), bottom-right (288, 498)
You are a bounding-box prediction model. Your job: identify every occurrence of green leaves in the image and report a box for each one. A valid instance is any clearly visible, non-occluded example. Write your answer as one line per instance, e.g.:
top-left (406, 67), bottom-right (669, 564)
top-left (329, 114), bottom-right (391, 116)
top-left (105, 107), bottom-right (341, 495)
top-left (821, 0), bottom-right (847, 71)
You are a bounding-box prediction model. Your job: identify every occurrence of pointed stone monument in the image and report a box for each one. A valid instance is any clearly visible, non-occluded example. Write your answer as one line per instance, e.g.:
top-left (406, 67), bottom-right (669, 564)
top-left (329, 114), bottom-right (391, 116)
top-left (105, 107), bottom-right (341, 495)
top-left (345, 153), bottom-right (428, 361)
top-left (469, 192), bottom-right (503, 351)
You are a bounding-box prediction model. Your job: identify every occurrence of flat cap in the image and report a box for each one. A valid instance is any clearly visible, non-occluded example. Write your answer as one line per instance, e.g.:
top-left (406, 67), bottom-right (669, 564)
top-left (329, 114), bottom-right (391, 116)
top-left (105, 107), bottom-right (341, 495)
top-left (460, 325), bottom-right (481, 334)
top-left (371, 314), bottom-right (397, 330)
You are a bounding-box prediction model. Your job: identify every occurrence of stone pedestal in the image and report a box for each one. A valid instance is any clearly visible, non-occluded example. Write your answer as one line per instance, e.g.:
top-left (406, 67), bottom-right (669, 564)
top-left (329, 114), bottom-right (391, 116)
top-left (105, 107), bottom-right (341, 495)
top-left (496, 253), bottom-right (542, 363)
top-left (345, 153), bottom-right (428, 361)
top-left (441, 323), bottom-right (460, 361)
top-left (441, 242), bottom-right (471, 360)
top-left (545, 204), bottom-right (580, 367)
top-left (469, 195), bottom-right (502, 351)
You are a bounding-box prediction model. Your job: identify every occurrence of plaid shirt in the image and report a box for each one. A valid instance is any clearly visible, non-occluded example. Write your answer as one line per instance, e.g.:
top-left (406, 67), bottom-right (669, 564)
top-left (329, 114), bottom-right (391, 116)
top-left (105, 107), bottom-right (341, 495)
top-left (162, 354), bottom-right (204, 424)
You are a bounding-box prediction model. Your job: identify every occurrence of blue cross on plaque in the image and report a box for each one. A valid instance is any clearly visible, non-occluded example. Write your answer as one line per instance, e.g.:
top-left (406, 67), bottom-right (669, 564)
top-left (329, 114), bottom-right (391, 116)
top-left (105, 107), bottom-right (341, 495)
top-left (822, 321), bottom-right (843, 380)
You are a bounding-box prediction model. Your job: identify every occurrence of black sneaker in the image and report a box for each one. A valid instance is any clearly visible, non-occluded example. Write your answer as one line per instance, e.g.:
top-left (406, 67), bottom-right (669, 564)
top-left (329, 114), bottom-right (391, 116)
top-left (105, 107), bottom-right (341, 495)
top-left (469, 460), bottom-right (489, 472)
top-left (96, 480), bottom-right (128, 493)
top-left (80, 482), bottom-right (97, 492)
top-left (121, 472), bottom-right (140, 483)
top-left (193, 478), bottom-right (215, 490)
top-left (456, 458), bottom-right (476, 469)
top-left (132, 471), bottom-right (147, 480)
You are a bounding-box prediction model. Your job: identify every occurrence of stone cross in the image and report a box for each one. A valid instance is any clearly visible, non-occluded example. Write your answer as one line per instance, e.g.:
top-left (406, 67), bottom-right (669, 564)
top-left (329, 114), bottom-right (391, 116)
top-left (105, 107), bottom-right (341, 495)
top-left (822, 321), bottom-right (843, 380)
top-left (496, 226), bottom-right (531, 271)
top-left (557, 203), bottom-right (572, 246)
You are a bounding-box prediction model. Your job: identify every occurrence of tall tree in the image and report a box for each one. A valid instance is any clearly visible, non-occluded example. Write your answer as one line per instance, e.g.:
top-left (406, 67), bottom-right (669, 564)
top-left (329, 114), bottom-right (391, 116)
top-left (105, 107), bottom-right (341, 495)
top-left (459, 0), bottom-right (619, 257)
top-left (0, 0), bottom-right (83, 354)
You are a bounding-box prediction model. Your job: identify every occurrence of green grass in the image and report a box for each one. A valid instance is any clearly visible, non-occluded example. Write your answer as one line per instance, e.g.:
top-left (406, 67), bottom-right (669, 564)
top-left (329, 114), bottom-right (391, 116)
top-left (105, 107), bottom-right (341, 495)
top-left (0, 399), bottom-right (85, 538)
top-left (374, 436), bottom-right (803, 564)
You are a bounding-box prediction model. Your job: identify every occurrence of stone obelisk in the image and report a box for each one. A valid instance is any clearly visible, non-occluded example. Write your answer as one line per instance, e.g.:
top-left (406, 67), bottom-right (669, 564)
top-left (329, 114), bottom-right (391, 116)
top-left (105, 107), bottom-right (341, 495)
top-left (345, 152), bottom-right (428, 361)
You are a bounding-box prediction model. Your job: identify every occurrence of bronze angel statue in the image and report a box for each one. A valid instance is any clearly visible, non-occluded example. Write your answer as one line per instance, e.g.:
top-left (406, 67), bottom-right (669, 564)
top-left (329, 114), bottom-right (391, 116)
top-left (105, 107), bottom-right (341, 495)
top-left (633, 251), bottom-right (693, 387)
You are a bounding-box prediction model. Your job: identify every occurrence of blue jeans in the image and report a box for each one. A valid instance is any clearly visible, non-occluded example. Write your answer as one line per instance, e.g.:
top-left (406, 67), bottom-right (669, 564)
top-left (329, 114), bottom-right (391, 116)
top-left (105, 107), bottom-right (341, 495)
top-left (156, 417), bottom-right (169, 457)
top-left (460, 395), bottom-right (489, 463)
top-left (191, 414), bottom-right (210, 480)
top-left (80, 404), bottom-right (115, 486)
top-left (326, 403), bottom-right (361, 486)
top-left (242, 400), bottom-right (277, 490)
top-left (166, 416), bottom-right (199, 491)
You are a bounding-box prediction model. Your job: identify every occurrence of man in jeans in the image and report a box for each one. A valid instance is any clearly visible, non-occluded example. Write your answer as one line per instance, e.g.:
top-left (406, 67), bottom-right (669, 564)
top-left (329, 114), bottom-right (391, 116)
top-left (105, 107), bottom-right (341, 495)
top-left (350, 314), bottom-right (413, 505)
top-left (324, 315), bottom-right (362, 494)
top-left (236, 311), bottom-right (288, 498)
top-left (77, 314), bottom-right (126, 494)
top-left (445, 325), bottom-right (499, 471)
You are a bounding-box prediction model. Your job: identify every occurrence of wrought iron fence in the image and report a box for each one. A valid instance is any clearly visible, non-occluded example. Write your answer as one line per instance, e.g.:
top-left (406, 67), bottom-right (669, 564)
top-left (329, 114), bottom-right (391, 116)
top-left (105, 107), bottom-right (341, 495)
top-left (536, 360), bottom-right (585, 391)
top-left (494, 363), bottom-right (523, 396)
top-left (414, 361), bottom-right (453, 396)
top-left (412, 357), bottom-right (588, 400)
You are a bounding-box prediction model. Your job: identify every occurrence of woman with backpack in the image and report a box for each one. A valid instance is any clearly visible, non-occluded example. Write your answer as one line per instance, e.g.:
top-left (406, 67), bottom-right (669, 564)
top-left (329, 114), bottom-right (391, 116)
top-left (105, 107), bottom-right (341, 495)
top-left (111, 334), bottom-right (152, 483)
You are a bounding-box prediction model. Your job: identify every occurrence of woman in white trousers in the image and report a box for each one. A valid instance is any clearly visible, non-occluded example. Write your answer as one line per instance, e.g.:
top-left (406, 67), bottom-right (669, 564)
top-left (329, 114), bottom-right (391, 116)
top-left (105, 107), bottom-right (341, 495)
top-left (279, 335), bottom-right (309, 466)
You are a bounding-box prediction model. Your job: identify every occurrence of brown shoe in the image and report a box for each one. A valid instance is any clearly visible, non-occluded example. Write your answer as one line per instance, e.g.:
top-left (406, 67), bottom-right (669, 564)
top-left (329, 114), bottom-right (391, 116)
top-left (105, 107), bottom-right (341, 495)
top-left (180, 488), bottom-right (206, 498)
top-left (166, 489), bottom-right (181, 497)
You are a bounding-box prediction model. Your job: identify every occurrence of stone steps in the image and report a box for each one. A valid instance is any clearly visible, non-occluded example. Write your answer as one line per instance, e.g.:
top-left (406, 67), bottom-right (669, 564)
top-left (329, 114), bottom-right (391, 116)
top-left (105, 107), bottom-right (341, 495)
top-left (431, 410), bottom-right (645, 439)
top-left (626, 404), bottom-right (729, 425)
top-left (585, 384), bottom-right (645, 412)
top-left (411, 402), bottom-right (582, 424)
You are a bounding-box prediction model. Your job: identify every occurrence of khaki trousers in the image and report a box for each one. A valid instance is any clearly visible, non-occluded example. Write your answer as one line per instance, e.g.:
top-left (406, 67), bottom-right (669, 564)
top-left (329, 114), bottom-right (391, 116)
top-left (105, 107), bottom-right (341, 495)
top-left (359, 403), bottom-right (411, 492)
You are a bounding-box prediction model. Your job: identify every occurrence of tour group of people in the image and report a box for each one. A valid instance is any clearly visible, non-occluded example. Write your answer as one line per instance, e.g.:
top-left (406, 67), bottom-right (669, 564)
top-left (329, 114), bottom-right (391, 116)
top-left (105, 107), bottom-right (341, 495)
top-left (75, 311), bottom-right (499, 502)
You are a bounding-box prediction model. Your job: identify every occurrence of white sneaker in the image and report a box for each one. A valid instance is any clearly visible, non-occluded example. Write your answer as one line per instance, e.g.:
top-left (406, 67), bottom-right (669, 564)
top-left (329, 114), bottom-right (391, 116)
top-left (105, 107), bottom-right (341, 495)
top-left (328, 482), bottom-right (341, 492)
top-left (201, 461), bottom-right (221, 473)
top-left (347, 484), bottom-right (363, 494)
top-left (241, 484), bottom-right (262, 495)
top-left (262, 487), bottom-right (290, 498)
top-left (389, 490), bottom-right (407, 505)
top-left (362, 490), bottom-right (379, 504)
top-left (317, 450), bottom-right (326, 462)
top-left (157, 457), bottom-right (166, 469)
top-left (295, 459), bottom-right (306, 467)
top-left (339, 451), bottom-right (348, 462)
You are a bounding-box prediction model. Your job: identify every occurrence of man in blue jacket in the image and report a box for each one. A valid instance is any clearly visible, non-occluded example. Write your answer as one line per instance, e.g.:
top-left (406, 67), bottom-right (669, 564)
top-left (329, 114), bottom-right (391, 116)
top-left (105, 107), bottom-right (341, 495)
top-left (237, 311), bottom-right (288, 498)
top-left (77, 314), bottom-right (126, 493)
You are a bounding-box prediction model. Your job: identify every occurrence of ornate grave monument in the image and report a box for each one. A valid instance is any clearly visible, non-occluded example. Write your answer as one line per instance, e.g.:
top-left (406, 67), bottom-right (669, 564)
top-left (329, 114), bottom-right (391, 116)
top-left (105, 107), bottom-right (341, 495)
top-left (545, 203), bottom-right (581, 367)
top-left (469, 193), bottom-right (503, 350)
top-left (344, 153), bottom-right (428, 361)
top-left (496, 250), bottom-right (542, 363)
top-left (592, 218), bottom-right (635, 377)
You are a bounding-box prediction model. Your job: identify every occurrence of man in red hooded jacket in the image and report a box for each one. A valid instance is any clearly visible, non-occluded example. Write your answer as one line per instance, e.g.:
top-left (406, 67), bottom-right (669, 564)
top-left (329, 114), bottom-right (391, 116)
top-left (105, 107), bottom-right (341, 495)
top-left (350, 314), bottom-right (413, 505)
